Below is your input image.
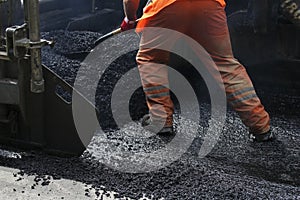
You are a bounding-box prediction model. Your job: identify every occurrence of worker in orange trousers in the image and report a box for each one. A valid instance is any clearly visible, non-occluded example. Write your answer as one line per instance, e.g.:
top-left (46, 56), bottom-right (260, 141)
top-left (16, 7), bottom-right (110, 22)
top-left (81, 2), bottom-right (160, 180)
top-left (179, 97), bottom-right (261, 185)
top-left (120, 0), bottom-right (274, 142)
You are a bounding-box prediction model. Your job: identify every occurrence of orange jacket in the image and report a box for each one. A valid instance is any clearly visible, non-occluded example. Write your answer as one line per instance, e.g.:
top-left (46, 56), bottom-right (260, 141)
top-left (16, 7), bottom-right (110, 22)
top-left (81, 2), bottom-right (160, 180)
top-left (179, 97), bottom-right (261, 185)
top-left (137, 0), bottom-right (226, 29)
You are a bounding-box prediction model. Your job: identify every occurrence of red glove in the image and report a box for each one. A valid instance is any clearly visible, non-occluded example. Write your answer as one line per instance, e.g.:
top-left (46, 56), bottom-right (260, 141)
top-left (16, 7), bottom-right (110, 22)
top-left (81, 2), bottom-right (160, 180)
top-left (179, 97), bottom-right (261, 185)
top-left (120, 17), bottom-right (136, 31)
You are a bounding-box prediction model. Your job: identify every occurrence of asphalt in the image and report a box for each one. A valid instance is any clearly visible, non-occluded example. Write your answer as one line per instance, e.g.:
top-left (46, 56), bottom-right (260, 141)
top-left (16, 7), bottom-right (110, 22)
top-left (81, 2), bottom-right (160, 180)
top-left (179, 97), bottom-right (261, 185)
top-left (0, 30), bottom-right (299, 199)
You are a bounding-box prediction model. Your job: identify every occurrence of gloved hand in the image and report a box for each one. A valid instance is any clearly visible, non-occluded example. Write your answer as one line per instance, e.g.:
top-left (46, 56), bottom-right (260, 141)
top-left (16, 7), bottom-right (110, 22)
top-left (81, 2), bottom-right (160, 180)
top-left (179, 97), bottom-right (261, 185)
top-left (120, 17), bottom-right (136, 31)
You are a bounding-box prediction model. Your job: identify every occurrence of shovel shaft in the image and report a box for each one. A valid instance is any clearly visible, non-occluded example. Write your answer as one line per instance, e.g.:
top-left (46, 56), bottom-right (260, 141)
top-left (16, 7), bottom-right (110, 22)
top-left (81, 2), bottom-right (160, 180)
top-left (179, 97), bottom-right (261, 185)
top-left (94, 28), bottom-right (122, 47)
top-left (93, 18), bottom-right (141, 47)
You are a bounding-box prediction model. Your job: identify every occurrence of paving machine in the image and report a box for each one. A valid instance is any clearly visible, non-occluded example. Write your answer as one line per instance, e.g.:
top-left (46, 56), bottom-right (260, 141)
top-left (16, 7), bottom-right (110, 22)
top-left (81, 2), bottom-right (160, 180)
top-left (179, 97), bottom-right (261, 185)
top-left (0, 0), bottom-right (95, 156)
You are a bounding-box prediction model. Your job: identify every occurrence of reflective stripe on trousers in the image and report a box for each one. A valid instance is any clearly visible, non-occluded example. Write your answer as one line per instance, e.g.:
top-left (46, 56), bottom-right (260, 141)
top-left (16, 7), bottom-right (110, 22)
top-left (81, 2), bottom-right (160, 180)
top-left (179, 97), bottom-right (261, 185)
top-left (138, 62), bottom-right (174, 127)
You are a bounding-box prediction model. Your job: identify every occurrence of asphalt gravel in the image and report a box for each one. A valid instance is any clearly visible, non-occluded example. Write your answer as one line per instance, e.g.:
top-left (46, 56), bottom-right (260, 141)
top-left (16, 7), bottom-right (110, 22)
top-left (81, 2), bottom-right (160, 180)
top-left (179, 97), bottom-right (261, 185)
top-left (0, 30), bottom-right (299, 199)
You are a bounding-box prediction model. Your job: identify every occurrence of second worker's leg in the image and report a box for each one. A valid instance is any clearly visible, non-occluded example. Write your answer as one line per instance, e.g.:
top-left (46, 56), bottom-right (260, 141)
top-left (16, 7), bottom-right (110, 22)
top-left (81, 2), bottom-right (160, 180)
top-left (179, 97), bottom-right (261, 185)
top-left (188, 1), bottom-right (273, 141)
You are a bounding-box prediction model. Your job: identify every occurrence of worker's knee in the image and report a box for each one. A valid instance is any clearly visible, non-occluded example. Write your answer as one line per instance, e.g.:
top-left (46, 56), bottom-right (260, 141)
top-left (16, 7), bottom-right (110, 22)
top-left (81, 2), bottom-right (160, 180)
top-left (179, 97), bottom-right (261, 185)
top-left (136, 49), bottom-right (170, 65)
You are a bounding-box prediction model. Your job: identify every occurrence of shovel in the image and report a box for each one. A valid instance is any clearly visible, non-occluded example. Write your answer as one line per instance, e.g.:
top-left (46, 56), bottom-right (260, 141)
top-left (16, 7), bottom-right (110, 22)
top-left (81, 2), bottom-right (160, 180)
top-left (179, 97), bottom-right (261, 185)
top-left (62, 18), bottom-right (141, 59)
top-left (93, 27), bottom-right (122, 47)
top-left (60, 27), bottom-right (123, 60)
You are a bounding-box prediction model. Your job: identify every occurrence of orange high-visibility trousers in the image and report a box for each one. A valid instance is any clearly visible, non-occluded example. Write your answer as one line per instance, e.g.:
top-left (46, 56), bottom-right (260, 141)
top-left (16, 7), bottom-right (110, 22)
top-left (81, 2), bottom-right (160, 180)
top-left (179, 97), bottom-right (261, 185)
top-left (136, 0), bottom-right (270, 133)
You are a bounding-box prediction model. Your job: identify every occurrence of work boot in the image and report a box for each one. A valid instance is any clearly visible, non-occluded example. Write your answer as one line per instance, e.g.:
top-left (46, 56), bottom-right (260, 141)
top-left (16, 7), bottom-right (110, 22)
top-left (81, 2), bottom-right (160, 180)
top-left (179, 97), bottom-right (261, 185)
top-left (141, 114), bottom-right (174, 134)
top-left (249, 130), bottom-right (276, 142)
top-left (279, 0), bottom-right (300, 25)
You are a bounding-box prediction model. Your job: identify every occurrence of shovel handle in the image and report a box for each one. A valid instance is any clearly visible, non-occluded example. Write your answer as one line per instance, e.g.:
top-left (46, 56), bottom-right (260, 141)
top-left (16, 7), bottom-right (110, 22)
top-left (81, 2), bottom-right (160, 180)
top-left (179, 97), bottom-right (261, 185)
top-left (93, 28), bottom-right (122, 47)
top-left (93, 18), bottom-right (141, 47)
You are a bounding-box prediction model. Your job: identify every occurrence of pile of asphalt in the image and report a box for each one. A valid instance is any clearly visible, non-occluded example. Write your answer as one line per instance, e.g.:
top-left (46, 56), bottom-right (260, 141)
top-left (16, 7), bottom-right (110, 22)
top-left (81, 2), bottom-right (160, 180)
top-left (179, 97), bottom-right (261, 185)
top-left (42, 30), bottom-right (102, 55)
top-left (0, 30), bottom-right (299, 199)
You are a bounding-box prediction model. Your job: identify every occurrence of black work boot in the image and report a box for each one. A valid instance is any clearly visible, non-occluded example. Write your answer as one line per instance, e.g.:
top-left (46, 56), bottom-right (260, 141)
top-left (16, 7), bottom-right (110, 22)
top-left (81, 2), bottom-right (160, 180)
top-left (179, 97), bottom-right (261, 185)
top-left (249, 130), bottom-right (276, 142)
top-left (141, 114), bottom-right (174, 134)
